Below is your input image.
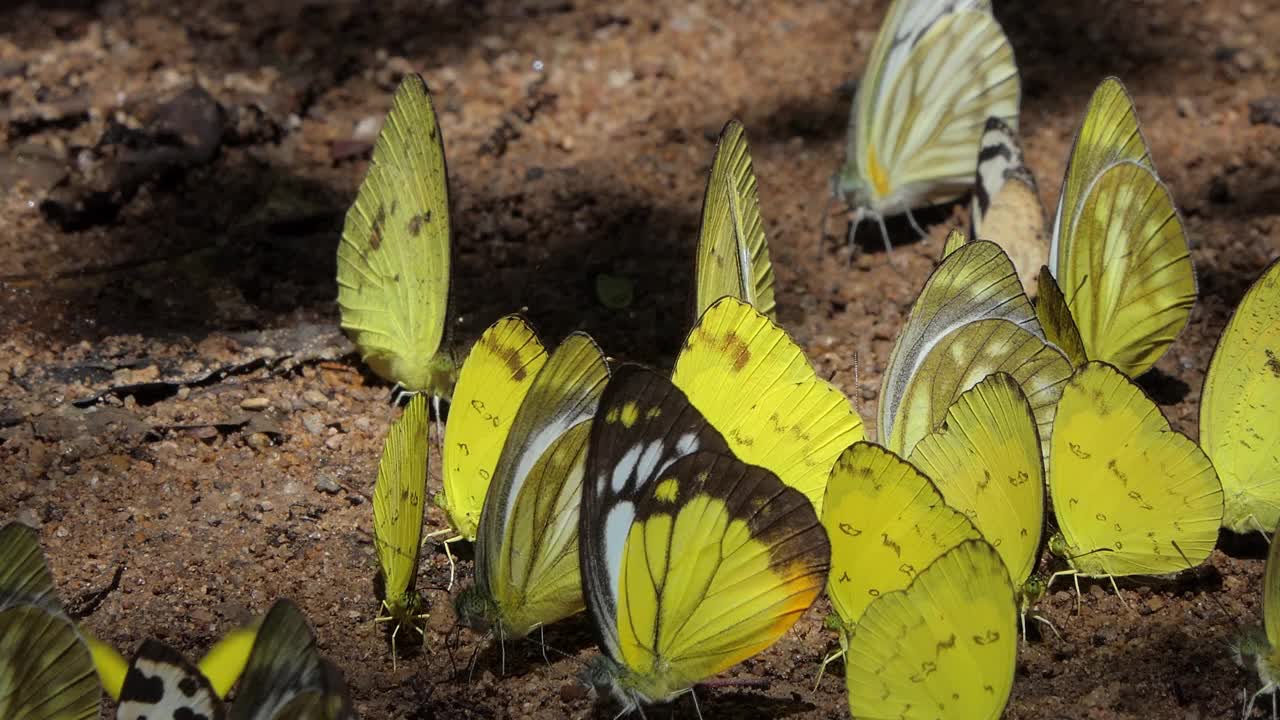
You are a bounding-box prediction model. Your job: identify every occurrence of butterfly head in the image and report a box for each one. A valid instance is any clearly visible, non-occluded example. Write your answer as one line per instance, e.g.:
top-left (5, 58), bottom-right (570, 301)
top-left (454, 584), bottom-right (499, 633)
top-left (1018, 576), bottom-right (1048, 612)
top-left (579, 655), bottom-right (647, 715)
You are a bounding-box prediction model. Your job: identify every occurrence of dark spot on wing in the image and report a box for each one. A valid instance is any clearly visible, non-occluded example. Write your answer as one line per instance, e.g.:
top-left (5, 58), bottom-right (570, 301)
top-left (370, 205), bottom-right (387, 250)
top-left (478, 329), bottom-right (532, 382)
top-left (408, 210), bottom-right (432, 237)
top-left (1266, 349), bottom-right (1280, 377)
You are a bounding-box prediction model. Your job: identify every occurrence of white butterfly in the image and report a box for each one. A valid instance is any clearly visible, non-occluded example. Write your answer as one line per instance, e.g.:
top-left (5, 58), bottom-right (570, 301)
top-left (831, 0), bottom-right (1020, 252)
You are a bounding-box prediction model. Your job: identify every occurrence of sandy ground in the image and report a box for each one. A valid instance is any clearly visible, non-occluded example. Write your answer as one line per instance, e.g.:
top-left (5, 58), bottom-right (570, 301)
top-left (2, 0), bottom-right (1279, 717)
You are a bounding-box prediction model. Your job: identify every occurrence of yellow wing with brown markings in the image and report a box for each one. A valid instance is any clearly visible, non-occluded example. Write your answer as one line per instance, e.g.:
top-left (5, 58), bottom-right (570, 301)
top-left (1048, 362), bottom-right (1222, 577)
top-left (337, 73), bottom-right (455, 397)
top-left (440, 316), bottom-right (547, 541)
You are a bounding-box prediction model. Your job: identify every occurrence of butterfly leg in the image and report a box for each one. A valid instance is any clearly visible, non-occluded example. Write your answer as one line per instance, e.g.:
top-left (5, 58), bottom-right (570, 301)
top-left (874, 213), bottom-right (902, 269)
top-left (1106, 575), bottom-right (1129, 609)
top-left (844, 210), bottom-right (866, 266)
top-left (688, 687), bottom-right (704, 720)
top-left (1032, 613), bottom-right (1062, 641)
top-left (814, 647), bottom-right (846, 691)
top-left (538, 624), bottom-right (551, 667)
top-left (904, 207), bottom-right (927, 240)
top-left (1045, 568), bottom-right (1080, 613)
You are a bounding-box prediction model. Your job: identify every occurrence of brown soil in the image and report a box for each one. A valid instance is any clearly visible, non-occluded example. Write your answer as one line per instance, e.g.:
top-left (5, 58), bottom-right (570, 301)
top-left (2, 1), bottom-right (1279, 718)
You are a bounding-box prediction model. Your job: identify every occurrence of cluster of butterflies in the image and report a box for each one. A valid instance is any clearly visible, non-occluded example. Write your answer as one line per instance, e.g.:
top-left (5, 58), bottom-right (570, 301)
top-left (6, 0), bottom-right (1278, 718)
top-left (335, 0), bottom-right (1280, 713)
top-left (0, 522), bottom-right (356, 719)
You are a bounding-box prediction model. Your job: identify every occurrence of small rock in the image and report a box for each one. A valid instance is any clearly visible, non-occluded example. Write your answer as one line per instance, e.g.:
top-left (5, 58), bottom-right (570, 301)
top-left (1175, 97), bottom-right (1196, 118)
top-left (302, 389), bottom-right (328, 407)
top-left (15, 508), bottom-right (41, 528)
top-left (315, 475), bottom-right (342, 494)
top-left (353, 416), bottom-right (374, 433)
top-left (1146, 595), bottom-right (1165, 613)
top-left (324, 434), bottom-right (345, 450)
top-left (302, 413), bottom-right (325, 435)
top-left (1249, 96), bottom-right (1280, 126)
top-left (282, 481), bottom-right (302, 495)
top-left (55, 525), bottom-right (69, 538)
top-left (608, 68), bottom-right (634, 88)
top-left (257, 501), bottom-right (274, 513)
top-left (240, 397), bottom-right (270, 411)
top-left (246, 432), bottom-right (272, 448)
top-left (352, 115), bottom-right (383, 142)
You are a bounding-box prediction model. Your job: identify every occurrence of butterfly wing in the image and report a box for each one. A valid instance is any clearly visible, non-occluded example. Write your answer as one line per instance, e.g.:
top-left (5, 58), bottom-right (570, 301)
top-left (822, 442), bottom-right (979, 630)
top-left (879, 240), bottom-right (1039, 446)
top-left (441, 316), bottom-right (547, 542)
top-left (372, 395), bottom-right (429, 621)
top-left (0, 522), bottom-right (60, 611)
top-left (845, 539), bottom-right (1016, 720)
top-left (581, 365), bottom-right (730, 662)
top-left (694, 120), bottom-right (775, 320)
top-left (1034, 267), bottom-right (1089, 366)
top-left (1265, 526), bottom-right (1280, 651)
top-left (1201, 260), bottom-right (1280, 533)
top-left (199, 622), bottom-right (262, 700)
top-left (673, 296), bottom-right (815, 399)
top-left (1049, 362), bottom-right (1222, 577)
top-left (711, 378), bottom-right (863, 515)
top-left (909, 373), bottom-right (1044, 586)
top-left (1050, 77), bottom-right (1151, 272)
top-left (228, 601), bottom-right (354, 720)
top-left (117, 640), bottom-right (223, 720)
top-left (673, 297), bottom-right (862, 512)
top-left (1057, 161), bottom-right (1195, 377)
top-left (0, 605), bottom-right (99, 720)
top-left (336, 73), bottom-right (454, 397)
top-left (473, 333), bottom-right (609, 636)
top-left (889, 318), bottom-right (1070, 460)
top-left (614, 451), bottom-right (830, 701)
top-left (842, 1), bottom-right (1019, 214)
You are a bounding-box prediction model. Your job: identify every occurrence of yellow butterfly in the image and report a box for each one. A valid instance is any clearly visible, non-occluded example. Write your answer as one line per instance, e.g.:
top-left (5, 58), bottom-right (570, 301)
top-left (1042, 77), bottom-right (1196, 378)
top-left (438, 316), bottom-right (547, 544)
top-left (372, 394), bottom-right (430, 658)
top-left (456, 333), bottom-right (609, 642)
top-left (971, 117), bottom-right (1048, 294)
top-left (0, 522), bottom-right (99, 720)
top-left (694, 120), bottom-right (775, 320)
top-left (1200, 259), bottom-right (1280, 534)
top-left (880, 239), bottom-right (1070, 458)
top-left (845, 539), bottom-right (1017, 719)
top-left (100, 600), bottom-right (353, 720)
top-left (1047, 362), bottom-right (1222, 602)
top-left (822, 441), bottom-right (980, 640)
top-left (1236, 525), bottom-right (1280, 718)
top-left (580, 365), bottom-right (830, 712)
top-left (337, 73), bottom-right (456, 401)
top-left (672, 296), bottom-right (864, 514)
top-left (833, 0), bottom-right (1020, 251)
top-left (908, 373), bottom-right (1048, 629)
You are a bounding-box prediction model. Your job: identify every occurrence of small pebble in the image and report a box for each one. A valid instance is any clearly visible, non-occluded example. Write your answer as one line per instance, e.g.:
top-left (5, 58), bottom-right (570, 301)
top-left (315, 475), bottom-right (342, 494)
top-left (302, 413), bottom-right (326, 435)
top-left (302, 389), bottom-right (328, 407)
top-left (240, 397), bottom-right (270, 411)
